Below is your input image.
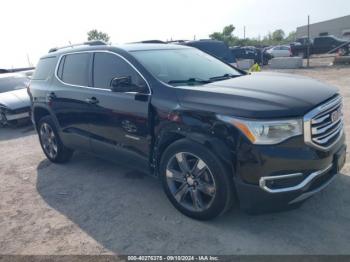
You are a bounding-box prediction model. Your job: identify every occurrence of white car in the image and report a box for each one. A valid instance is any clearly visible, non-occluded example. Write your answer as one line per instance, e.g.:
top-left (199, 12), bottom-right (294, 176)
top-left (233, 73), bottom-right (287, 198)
top-left (0, 72), bottom-right (32, 126)
top-left (266, 45), bottom-right (291, 58)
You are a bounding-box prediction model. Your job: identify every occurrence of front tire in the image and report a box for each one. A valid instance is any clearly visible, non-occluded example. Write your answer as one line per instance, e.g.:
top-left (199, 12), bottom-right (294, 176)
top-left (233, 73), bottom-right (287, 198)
top-left (160, 139), bottom-right (234, 220)
top-left (38, 116), bottom-right (73, 163)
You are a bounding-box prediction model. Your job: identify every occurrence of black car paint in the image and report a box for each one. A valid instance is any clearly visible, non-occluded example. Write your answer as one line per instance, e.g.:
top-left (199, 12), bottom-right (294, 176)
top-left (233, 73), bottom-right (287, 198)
top-left (230, 47), bottom-right (272, 65)
top-left (29, 43), bottom-right (345, 212)
top-left (291, 35), bottom-right (350, 57)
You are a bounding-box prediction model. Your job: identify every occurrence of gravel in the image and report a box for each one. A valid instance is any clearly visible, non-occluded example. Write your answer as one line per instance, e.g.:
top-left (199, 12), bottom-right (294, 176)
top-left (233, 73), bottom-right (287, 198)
top-left (0, 63), bottom-right (349, 255)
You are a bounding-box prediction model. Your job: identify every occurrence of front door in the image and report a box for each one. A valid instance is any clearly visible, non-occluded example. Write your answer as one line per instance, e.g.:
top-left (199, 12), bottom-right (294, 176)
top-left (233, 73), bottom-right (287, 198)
top-left (88, 52), bottom-right (151, 169)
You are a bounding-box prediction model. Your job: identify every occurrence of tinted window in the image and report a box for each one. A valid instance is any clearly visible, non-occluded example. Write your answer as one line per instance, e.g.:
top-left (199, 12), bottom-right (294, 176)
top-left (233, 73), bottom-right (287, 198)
top-left (32, 57), bottom-right (57, 80)
top-left (0, 74), bottom-right (29, 93)
top-left (132, 48), bottom-right (241, 86)
top-left (93, 52), bottom-right (147, 91)
top-left (60, 53), bottom-right (90, 86)
top-left (185, 41), bottom-right (236, 63)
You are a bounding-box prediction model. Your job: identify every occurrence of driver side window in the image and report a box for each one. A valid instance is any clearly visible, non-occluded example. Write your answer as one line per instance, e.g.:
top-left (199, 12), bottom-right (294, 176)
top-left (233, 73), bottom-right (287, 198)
top-left (93, 52), bottom-right (148, 93)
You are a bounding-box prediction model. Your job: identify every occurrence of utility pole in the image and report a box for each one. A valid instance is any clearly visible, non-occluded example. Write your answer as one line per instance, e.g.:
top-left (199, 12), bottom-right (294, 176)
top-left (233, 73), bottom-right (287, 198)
top-left (307, 15), bottom-right (310, 68)
top-left (243, 26), bottom-right (246, 39)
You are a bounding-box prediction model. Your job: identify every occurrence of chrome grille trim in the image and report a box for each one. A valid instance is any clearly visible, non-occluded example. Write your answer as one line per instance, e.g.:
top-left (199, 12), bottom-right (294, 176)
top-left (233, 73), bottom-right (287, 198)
top-left (304, 95), bottom-right (344, 151)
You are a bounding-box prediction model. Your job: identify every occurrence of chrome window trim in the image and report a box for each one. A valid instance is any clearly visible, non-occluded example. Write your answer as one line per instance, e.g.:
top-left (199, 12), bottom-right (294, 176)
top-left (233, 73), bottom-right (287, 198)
top-left (54, 50), bottom-right (152, 94)
top-left (259, 164), bottom-right (333, 193)
top-left (303, 95), bottom-right (344, 151)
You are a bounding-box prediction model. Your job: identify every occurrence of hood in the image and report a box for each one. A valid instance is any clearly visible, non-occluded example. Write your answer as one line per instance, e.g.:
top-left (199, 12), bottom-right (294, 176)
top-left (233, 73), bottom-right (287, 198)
top-left (0, 88), bottom-right (30, 109)
top-left (175, 72), bottom-right (338, 118)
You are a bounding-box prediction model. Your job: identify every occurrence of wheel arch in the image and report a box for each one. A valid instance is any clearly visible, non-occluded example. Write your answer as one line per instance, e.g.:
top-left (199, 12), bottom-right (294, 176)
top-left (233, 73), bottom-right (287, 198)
top-left (32, 105), bottom-right (57, 130)
top-left (153, 128), bottom-right (234, 177)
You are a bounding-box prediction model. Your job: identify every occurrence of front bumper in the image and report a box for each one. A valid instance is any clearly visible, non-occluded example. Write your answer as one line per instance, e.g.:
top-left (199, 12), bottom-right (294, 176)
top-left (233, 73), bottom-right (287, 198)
top-left (233, 134), bottom-right (346, 213)
top-left (0, 107), bottom-right (30, 123)
top-left (6, 111), bottom-right (30, 121)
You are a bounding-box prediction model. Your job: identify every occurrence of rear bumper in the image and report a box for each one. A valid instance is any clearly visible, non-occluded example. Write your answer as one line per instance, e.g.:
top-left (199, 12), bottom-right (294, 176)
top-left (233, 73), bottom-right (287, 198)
top-left (233, 135), bottom-right (346, 213)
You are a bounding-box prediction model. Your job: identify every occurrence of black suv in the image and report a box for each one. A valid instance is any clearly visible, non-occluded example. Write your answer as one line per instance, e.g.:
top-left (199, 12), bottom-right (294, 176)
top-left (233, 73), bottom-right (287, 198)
top-left (29, 41), bottom-right (346, 220)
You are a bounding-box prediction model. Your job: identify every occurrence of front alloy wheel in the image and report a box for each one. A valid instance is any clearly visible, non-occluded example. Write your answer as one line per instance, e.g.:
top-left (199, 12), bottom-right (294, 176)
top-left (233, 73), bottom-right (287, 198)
top-left (160, 139), bottom-right (234, 220)
top-left (166, 152), bottom-right (216, 212)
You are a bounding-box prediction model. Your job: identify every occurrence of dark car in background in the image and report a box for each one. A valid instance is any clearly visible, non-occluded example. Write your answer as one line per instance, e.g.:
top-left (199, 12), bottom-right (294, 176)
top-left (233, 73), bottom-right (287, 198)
top-left (291, 35), bottom-right (350, 58)
top-left (230, 46), bottom-right (272, 65)
top-left (181, 39), bottom-right (238, 67)
top-left (29, 41), bottom-right (346, 220)
top-left (0, 71), bottom-right (32, 126)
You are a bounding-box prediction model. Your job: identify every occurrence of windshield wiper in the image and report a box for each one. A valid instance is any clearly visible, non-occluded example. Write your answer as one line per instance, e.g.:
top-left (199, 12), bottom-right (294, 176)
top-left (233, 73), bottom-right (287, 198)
top-left (168, 78), bottom-right (212, 85)
top-left (209, 74), bottom-right (238, 81)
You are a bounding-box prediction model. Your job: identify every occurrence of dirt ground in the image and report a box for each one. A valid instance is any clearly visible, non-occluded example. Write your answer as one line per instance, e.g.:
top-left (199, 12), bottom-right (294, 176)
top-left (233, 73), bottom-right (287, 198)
top-left (0, 63), bottom-right (350, 255)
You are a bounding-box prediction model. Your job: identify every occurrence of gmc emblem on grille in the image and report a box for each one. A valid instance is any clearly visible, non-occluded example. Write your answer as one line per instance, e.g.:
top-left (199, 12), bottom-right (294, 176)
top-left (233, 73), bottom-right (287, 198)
top-left (331, 109), bottom-right (341, 123)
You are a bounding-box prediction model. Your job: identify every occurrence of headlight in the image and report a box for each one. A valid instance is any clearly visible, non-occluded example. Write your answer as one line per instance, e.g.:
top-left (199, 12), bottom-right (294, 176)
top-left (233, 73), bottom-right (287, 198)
top-left (217, 115), bottom-right (303, 144)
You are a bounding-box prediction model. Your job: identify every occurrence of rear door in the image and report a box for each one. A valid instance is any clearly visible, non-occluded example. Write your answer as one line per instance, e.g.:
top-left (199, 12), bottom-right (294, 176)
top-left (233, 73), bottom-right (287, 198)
top-left (50, 52), bottom-right (95, 151)
top-left (88, 51), bottom-right (151, 166)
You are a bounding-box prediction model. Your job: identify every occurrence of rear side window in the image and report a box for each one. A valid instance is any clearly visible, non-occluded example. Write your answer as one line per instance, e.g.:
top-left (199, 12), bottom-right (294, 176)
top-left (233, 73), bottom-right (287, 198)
top-left (59, 53), bottom-right (91, 86)
top-left (93, 52), bottom-right (147, 92)
top-left (32, 57), bottom-right (56, 80)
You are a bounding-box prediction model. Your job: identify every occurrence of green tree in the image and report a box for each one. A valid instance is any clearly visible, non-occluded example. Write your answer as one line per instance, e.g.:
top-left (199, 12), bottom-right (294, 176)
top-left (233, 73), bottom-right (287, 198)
top-left (272, 29), bottom-right (285, 42)
top-left (285, 31), bottom-right (296, 43)
top-left (87, 29), bottom-right (110, 42)
top-left (209, 25), bottom-right (295, 47)
top-left (209, 24), bottom-right (238, 46)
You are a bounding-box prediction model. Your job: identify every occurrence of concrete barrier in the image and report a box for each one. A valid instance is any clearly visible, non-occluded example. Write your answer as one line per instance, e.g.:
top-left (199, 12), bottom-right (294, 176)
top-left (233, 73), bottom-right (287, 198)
top-left (334, 56), bottom-right (350, 65)
top-left (237, 59), bottom-right (254, 70)
top-left (270, 57), bottom-right (303, 69)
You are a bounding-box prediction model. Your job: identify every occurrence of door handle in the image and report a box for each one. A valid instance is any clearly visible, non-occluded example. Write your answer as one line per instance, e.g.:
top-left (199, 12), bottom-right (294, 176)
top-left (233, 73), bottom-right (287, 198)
top-left (85, 97), bottom-right (99, 104)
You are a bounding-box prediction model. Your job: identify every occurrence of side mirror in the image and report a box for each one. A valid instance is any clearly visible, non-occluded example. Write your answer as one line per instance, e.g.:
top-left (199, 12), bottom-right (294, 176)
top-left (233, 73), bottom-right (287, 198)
top-left (110, 76), bottom-right (132, 92)
top-left (110, 76), bottom-right (147, 93)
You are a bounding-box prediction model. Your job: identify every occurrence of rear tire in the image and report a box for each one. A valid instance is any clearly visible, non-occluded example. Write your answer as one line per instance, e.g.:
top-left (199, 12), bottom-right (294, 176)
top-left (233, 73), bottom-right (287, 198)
top-left (160, 139), bottom-right (234, 220)
top-left (38, 116), bottom-right (73, 163)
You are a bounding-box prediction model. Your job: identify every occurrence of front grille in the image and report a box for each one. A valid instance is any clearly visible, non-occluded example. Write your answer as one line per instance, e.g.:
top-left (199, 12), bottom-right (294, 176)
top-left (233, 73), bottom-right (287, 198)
top-left (304, 95), bottom-right (344, 150)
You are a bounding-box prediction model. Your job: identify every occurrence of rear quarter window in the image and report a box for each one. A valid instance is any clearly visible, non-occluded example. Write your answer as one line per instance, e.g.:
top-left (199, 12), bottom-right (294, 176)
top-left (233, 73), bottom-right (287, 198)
top-left (59, 53), bottom-right (91, 86)
top-left (32, 57), bottom-right (57, 80)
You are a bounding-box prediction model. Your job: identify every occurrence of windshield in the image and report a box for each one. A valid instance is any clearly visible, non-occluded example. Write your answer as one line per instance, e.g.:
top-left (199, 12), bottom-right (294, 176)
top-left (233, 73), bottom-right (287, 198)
top-left (131, 48), bottom-right (241, 86)
top-left (0, 75), bottom-right (29, 93)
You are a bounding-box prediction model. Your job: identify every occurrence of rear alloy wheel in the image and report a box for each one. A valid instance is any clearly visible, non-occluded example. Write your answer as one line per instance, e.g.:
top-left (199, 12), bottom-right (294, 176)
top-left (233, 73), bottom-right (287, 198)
top-left (160, 139), bottom-right (234, 220)
top-left (38, 116), bottom-right (73, 163)
top-left (40, 123), bottom-right (58, 159)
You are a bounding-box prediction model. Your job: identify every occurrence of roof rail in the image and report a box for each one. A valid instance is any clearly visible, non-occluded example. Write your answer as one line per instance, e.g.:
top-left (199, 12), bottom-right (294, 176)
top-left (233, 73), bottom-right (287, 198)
top-left (130, 40), bottom-right (166, 44)
top-left (48, 40), bottom-right (107, 53)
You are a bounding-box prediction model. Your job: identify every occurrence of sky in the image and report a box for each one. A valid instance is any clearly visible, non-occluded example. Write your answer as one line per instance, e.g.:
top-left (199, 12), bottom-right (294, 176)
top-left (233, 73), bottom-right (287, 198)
top-left (1, 0), bottom-right (350, 68)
